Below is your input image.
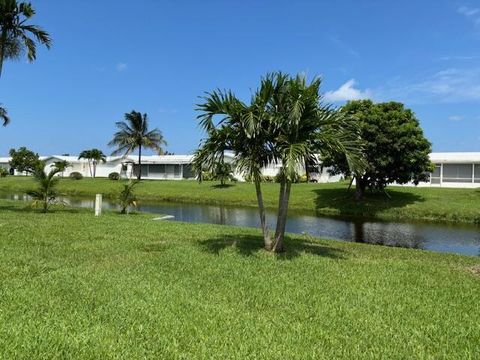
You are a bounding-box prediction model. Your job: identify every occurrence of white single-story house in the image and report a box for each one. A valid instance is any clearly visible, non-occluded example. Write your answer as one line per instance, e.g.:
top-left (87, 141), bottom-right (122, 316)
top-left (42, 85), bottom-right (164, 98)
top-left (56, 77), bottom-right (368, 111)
top-left (0, 153), bottom-right (341, 182)
top-left (0, 155), bottom-right (198, 180)
top-left (416, 152), bottom-right (480, 188)
top-left (2, 152), bottom-right (479, 187)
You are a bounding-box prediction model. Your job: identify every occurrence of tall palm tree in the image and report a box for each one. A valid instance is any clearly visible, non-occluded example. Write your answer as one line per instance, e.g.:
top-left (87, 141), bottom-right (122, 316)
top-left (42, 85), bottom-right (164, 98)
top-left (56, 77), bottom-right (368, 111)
top-left (108, 111), bottom-right (166, 180)
top-left (0, 104), bottom-right (9, 125)
top-left (194, 74), bottom-right (286, 250)
top-left (0, 0), bottom-right (52, 77)
top-left (78, 148), bottom-right (106, 178)
top-left (270, 74), bottom-right (364, 251)
top-left (195, 72), bottom-right (364, 253)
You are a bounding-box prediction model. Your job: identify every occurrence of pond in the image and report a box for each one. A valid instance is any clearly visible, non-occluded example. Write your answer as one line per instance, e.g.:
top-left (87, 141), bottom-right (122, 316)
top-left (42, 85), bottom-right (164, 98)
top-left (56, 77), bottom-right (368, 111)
top-left (2, 193), bottom-right (479, 257)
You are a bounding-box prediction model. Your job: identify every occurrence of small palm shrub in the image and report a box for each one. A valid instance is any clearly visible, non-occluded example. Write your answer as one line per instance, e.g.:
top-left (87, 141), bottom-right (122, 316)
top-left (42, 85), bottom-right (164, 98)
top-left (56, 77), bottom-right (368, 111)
top-left (69, 172), bottom-right (83, 180)
top-left (0, 168), bottom-right (8, 177)
top-left (27, 163), bottom-right (63, 213)
top-left (108, 172), bottom-right (120, 180)
top-left (118, 181), bottom-right (138, 214)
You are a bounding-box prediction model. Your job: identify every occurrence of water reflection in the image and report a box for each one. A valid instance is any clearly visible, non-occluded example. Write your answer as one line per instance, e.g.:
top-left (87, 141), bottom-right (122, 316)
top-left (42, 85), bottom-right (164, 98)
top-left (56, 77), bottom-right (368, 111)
top-left (1, 193), bottom-right (479, 256)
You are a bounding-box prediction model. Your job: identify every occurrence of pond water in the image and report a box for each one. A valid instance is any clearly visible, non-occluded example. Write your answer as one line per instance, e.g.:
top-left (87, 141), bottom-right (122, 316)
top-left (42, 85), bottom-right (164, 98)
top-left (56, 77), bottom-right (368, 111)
top-left (2, 193), bottom-right (479, 257)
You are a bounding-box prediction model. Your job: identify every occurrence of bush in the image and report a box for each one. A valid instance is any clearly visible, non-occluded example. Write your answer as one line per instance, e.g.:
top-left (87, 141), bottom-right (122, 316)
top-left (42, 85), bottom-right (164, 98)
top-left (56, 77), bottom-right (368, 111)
top-left (262, 175), bottom-right (275, 183)
top-left (108, 172), bottom-right (120, 180)
top-left (0, 168), bottom-right (8, 178)
top-left (298, 175), bottom-right (308, 183)
top-left (69, 172), bottom-right (83, 180)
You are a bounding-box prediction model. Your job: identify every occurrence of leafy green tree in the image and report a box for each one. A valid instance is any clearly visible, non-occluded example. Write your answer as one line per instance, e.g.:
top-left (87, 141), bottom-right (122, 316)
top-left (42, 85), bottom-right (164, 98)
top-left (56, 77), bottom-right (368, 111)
top-left (0, 0), bottom-right (52, 76)
top-left (9, 146), bottom-right (41, 174)
top-left (108, 111), bottom-right (167, 180)
top-left (27, 161), bottom-right (63, 213)
top-left (194, 72), bottom-right (363, 252)
top-left (118, 180), bottom-right (138, 214)
top-left (78, 148), bottom-right (106, 178)
top-left (323, 100), bottom-right (433, 200)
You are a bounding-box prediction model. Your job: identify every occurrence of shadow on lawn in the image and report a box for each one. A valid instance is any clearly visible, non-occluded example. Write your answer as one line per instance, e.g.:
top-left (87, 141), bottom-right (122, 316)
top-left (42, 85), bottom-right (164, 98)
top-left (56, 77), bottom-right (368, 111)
top-left (198, 234), bottom-right (346, 260)
top-left (210, 183), bottom-right (236, 189)
top-left (312, 186), bottom-right (425, 217)
top-left (0, 204), bottom-right (81, 214)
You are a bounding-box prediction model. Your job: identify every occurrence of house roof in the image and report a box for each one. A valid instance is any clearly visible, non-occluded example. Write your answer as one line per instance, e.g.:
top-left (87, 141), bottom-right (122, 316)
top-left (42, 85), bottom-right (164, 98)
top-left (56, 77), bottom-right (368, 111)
top-left (126, 155), bottom-right (194, 164)
top-left (429, 152), bottom-right (480, 163)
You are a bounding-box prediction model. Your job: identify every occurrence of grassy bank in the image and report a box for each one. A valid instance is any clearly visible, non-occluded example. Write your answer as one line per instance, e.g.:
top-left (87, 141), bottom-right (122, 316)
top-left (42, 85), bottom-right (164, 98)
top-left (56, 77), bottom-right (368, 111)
top-left (0, 200), bottom-right (478, 358)
top-left (1, 176), bottom-right (480, 224)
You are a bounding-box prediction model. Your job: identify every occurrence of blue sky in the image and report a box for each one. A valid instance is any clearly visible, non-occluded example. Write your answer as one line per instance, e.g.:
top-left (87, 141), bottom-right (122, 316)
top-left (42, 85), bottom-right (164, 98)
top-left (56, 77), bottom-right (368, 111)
top-left (1, 0), bottom-right (480, 155)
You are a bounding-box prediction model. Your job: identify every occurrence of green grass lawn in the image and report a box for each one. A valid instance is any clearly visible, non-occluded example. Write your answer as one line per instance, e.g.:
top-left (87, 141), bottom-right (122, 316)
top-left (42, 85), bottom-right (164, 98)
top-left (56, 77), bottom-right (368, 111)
top-left (1, 176), bottom-right (480, 224)
top-left (0, 200), bottom-right (479, 359)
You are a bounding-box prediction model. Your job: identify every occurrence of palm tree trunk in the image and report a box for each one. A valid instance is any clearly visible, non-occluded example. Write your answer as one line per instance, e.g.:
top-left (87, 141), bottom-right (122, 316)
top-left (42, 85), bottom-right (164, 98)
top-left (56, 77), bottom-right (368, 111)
top-left (88, 160), bottom-right (92, 178)
top-left (0, 30), bottom-right (6, 78)
top-left (274, 178), bottom-right (286, 239)
top-left (93, 161), bottom-right (97, 178)
top-left (137, 145), bottom-right (142, 180)
top-left (254, 177), bottom-right (271, 250)
top-left (273, 179), bottom-right (292, 253)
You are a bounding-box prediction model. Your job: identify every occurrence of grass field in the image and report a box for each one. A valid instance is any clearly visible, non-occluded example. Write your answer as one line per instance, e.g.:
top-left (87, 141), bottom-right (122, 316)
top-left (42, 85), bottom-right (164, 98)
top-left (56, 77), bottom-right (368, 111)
top-left (1, 176), bottom-right (480, 224)
top-left (0, 199), bottom-right (479, 358)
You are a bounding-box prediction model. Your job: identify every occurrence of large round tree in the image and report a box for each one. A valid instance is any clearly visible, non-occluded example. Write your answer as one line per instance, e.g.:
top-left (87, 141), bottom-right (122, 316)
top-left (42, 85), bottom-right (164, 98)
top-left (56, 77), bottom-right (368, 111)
top-left (323, 100), bottom-right (433, 200)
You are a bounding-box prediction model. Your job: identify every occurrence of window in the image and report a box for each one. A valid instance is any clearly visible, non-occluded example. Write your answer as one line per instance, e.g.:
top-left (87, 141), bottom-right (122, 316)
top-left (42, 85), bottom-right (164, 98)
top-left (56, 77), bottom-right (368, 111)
top-left (442, 164), bottom-right (473, 183)
top-left (174, 165), bottom-right (181, 177)
top-left (431, 164), bottom-right (441, 184)
top-left (475, 164), bottom-right (480, 183)
top-left (133, 164), bottom-right (149, 177)
top-left (149, 164), bottom-right (165, 174)
top-left (183, 164), bottom-right (194, 179)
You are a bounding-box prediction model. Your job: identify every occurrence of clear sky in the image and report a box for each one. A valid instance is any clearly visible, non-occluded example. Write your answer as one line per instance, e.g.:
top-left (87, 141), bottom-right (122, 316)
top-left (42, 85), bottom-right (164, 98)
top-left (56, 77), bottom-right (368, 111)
top-left (1, 0), bottom-right (480, 156)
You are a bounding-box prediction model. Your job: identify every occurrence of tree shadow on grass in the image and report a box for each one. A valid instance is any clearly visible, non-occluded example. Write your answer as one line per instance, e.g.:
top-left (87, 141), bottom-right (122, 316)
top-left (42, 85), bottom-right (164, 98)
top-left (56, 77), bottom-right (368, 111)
top-left (312, 186), bottom-right (425, 218)
top-left (198, 233), bottom-right (346, 260)
top-left (210, 183), bottom-right (236, 189)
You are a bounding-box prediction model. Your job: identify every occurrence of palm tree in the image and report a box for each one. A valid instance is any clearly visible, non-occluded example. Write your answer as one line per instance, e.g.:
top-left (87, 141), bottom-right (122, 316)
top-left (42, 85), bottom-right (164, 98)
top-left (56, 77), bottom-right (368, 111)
top-left (194, 72), bottom-right (364, 253)
top-left (269, 74), bottom-right (364, 252)
top-left (118, 180), bottom-right (138, 214)
top-left (0, 104), bottom-right (9, 125)
top-left (27, 161), bottom-right (63, 213)
top-left (0, 0), bottom-right (52, 77)
top-left (108, 111), bottom-right (166, 180)
top-left (78, 149), bottom-right (106, 178)
top-left (194, 74), bottom-right (286, 250)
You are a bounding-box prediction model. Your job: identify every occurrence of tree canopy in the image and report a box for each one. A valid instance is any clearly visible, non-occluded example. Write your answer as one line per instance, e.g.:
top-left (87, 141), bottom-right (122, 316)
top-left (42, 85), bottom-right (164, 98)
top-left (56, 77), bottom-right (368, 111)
top-left (9, 146), bottom-right (41, 173)
top-left (323, 100), bottom-right (433, 199)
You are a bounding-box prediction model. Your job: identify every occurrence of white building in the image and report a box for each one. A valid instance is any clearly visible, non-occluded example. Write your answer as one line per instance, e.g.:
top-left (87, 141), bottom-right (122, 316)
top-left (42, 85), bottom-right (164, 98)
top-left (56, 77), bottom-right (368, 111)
top-left (0, 153), bottom-right (342, 182)
top-left (4, 151), bottom-right (478, 187)
top-left (0, 155), bottom-right (197, 180)
top-left (420, 152), bottom-right (480, 188)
